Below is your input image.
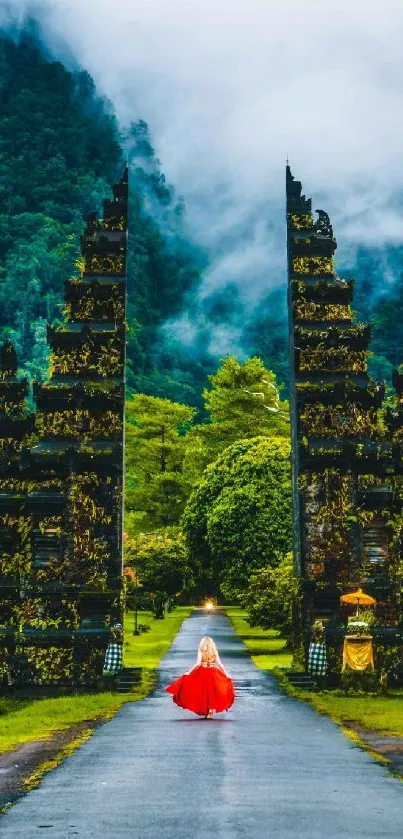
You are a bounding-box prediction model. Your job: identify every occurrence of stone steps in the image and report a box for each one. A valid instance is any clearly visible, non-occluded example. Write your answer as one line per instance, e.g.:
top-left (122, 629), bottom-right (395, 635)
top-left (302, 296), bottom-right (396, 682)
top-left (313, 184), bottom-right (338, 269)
top-left (115, 667), bottom-right (143, 693)
top-left (286, 671), bottom-right (318, 691)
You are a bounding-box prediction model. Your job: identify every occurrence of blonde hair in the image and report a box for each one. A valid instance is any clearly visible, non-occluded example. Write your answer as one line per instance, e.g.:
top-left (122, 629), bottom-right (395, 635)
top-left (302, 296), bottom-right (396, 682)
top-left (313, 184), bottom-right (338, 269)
top-left (198, 636), bottom-right (218, 659)
top-left (193, 635), bottom-right (229, 676)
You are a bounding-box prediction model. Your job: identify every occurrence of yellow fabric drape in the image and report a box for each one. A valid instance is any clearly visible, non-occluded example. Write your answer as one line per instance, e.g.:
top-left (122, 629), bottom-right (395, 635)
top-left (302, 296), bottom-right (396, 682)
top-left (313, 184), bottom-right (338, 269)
top-left (342, 636), bottom-right (374, 672)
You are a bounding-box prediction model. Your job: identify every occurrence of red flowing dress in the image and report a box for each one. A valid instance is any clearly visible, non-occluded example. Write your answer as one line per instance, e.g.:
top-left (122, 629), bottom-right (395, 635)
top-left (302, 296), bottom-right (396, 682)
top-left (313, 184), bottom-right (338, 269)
top-left (165, 653), bottom-right (235, 716)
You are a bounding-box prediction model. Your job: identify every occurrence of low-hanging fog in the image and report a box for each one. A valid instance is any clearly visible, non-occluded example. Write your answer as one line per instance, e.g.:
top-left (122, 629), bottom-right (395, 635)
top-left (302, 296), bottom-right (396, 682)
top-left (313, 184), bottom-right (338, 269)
top-left (2, 0), bottom-right (403, 358)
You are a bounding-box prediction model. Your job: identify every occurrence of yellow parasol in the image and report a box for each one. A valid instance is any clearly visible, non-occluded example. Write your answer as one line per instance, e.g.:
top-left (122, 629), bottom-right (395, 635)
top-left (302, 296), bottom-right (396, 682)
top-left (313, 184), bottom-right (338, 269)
top-left (340, 587), bottom-right (376, 617)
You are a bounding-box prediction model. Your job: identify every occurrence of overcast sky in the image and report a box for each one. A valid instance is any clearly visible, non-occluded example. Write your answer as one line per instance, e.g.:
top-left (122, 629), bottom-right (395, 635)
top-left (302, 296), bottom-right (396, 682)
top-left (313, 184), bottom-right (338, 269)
top-left (3, 0), bottom-right (403, 350)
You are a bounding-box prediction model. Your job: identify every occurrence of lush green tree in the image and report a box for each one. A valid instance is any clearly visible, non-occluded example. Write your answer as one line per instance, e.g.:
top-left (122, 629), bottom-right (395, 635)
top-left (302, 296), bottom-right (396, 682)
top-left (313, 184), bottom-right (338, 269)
top-left (125, 394), bottom-right (197, 532)
top-left (338, 250), bottom-right (403, 388)
top-left (0, 217), bottom-right (79, 379)
top-left (182, 436), bottom-right (292, 599)
top-left (242, 554), bottom-right (298, 642)
top-left (187, 356), bottom-right (289, 470)
top-left (204, 356), bottom-right (288, 431)
top-left (366, 274), bottom-right (403, 385)
top-left (125, 529), bottom-right (191, 617)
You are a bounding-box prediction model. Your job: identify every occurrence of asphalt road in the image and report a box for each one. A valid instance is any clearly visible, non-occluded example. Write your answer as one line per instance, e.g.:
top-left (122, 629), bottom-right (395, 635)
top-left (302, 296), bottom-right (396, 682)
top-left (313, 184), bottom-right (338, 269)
top-left (1, 609), bottom-right (403, 838)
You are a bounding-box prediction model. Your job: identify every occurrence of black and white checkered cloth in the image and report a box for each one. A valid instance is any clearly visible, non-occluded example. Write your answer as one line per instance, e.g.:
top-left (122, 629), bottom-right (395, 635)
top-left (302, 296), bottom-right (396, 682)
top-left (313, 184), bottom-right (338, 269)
top-left (308, 642), bottom-right (327, 676)
top-left (103, 643), bottom-right (123, 674)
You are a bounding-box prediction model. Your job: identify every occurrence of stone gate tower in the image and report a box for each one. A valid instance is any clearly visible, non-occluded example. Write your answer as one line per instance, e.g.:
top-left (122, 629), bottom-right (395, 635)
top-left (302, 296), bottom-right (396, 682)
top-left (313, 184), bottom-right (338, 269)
top-left (286, 166), bottom-right (403, 672)
top-left (0, 168), bottom-right (128, 690)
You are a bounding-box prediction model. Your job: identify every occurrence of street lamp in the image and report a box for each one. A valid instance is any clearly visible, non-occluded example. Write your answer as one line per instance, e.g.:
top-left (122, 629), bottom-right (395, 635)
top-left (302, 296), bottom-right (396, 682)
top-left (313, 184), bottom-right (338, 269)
top-left (133, 568), bottom-right (140, 635)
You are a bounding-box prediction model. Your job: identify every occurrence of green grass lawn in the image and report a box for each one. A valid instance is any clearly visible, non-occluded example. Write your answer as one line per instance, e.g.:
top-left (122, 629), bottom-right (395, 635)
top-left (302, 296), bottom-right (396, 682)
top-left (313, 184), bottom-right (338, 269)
top-left (225, 608), bottom-right (403, 739)
top-left (0, 606), bottom-right (193, 755)
top-left (296, 689), bottom-right (403, 737)
top-left (225, 607), bottom-right (292, 669)
top-left (123, 606), bottom-right (193, 668)
top-left (0, 692), bottom-right (132, 755)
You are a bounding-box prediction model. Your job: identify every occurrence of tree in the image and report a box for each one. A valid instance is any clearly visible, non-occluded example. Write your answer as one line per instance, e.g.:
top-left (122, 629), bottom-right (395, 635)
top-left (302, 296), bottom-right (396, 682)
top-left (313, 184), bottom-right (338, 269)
top-left (367, 273), bottom-right (403, 385)
top-left (125, 394), bottom-right (196, 532)
top-left (204, 356), bottom-right (288, 429)
top-left (187, 357), bottom-right (289, 469)
top-left (182, 436), bottom-right (292, 599)
top-left (242, 554), bottom-right (298, 643)
top-left (125, 529), bottom-right (191, 618)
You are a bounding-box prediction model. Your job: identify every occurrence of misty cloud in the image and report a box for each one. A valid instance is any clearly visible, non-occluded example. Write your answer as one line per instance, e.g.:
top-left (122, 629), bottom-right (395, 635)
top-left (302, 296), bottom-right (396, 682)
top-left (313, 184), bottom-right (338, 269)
top-left (3, 0), bottom-right (403, 353)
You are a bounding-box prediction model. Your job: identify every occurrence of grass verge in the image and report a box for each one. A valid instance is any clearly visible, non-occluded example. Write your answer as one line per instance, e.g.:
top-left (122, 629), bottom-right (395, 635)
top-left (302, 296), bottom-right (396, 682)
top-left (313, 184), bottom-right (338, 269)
top-left (123, 606), bottom-right (193, 667)
top-left (276, 669), bottom-right (403, 737)
top-left (0, 667), bottom-right (155, 757)
top-left (295, 688), bottom-right (403, 737)
top-left (0, 606), bottom-right (193, 756)
top-left (0, 607), bottom-right (193, 810)
top-left (21, 728), bottom-right (95, 793)
top-left (275, 668), bottom-right (403, 778)
top-left (225, 607), bottom-right (292, 669)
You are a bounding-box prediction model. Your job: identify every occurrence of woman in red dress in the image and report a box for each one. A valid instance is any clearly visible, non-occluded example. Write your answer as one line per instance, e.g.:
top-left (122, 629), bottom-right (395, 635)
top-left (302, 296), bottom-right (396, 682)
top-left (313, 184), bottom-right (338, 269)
top-left (165, 636), bottom-right (235, 719)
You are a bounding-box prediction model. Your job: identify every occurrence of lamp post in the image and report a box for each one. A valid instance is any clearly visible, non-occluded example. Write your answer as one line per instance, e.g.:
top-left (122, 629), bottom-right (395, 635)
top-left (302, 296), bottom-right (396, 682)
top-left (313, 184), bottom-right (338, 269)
top-left (123, 531), bottom-right (140, 637)
top-left (133, 568), bottom-right (139, 635)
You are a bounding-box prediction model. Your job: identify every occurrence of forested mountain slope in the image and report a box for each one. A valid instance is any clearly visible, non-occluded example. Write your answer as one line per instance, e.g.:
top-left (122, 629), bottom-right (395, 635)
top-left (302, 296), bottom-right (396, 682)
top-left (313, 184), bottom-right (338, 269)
top-left (0, 34), bottom-right (402, 407)
top-left (0, 35), bottom-right (212, 408)
top-left (0, 36), bottom-right (122, 380)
